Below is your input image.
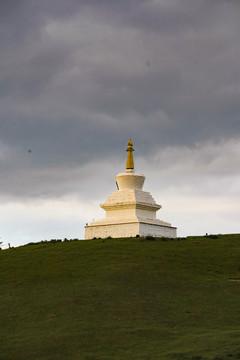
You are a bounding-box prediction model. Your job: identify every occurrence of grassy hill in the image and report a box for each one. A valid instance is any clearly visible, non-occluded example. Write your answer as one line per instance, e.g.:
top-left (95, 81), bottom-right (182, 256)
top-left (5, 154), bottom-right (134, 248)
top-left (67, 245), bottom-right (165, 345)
top-left (1, 234), bottom-right (240, 360)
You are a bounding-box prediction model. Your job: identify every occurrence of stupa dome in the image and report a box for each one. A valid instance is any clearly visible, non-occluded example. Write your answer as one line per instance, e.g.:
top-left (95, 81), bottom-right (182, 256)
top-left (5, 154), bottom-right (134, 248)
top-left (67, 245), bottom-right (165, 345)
top-left (115, 171), bottom-right (145, 191)
top-left (115, 138), bottom-right (145, 190)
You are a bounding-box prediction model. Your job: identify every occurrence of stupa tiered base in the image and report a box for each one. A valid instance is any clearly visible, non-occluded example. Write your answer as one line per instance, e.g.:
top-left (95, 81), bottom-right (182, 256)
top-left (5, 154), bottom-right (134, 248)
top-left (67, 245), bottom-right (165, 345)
top-left (85, 216), bottom-right (176, 239)
top-left (85, 139), bottom-right (177, 239)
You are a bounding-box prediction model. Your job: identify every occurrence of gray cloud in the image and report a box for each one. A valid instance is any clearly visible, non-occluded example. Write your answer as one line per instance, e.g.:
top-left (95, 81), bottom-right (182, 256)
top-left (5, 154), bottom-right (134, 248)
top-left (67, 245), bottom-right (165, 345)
top-left (0, 0), bottom-right (240, 243)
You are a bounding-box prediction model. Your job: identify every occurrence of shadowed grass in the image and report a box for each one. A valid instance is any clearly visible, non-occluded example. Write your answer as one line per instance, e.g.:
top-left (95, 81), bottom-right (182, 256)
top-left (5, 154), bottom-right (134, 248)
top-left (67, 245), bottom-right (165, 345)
top-left (1, 234), bottom-right (240, 359)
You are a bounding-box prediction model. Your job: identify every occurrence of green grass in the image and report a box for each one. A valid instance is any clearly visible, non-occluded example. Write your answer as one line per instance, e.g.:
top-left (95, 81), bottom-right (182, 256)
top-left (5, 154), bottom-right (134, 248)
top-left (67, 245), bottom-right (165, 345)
top-left (1, 234), bottom-right (240, 360)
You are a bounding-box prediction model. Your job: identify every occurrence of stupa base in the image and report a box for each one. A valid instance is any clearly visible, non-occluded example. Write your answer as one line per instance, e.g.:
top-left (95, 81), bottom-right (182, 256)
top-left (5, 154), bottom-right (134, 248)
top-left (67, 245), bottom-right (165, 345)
top-left (85, 221), bottom-right (177, 239)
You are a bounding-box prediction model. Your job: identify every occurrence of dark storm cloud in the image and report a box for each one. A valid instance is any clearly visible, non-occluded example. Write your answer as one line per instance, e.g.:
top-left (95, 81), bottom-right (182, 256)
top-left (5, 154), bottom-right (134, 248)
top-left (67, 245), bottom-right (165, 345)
top-left (0, 0), bottom-right (240, 199)
top-left (123, 0), bottom-right (216, 33)
top-left (0, 0), bottom-right (84, 40)
top-left (0, 47), bottom-right (70, 100)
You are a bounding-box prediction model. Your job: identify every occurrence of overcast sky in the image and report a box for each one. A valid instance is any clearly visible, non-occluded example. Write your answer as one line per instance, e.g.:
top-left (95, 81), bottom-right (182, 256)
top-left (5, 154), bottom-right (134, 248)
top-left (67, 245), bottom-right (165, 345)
top-left (0, 0), bottom-right (240, 247)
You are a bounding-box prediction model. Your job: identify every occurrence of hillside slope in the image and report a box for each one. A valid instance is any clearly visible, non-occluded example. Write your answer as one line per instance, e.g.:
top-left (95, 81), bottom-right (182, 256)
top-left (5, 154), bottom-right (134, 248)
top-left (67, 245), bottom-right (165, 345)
top-left (1, 235), bottom-right (240, 360)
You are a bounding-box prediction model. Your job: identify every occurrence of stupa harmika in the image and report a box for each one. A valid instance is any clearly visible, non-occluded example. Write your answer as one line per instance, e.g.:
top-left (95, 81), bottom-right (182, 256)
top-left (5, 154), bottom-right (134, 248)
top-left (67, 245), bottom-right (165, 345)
top-left (85, 139), bottom-right (177, 239)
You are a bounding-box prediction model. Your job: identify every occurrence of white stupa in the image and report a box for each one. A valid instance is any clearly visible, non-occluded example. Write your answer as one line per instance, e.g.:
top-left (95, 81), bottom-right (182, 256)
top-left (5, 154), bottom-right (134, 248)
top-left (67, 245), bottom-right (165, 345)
top-left (85, 139), bottom-right (177, 239)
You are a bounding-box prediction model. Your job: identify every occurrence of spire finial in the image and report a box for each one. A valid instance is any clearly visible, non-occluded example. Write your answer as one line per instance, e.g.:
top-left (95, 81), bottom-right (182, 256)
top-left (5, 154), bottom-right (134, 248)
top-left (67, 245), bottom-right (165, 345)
top-left (126, 138), bottom-right (134, 170)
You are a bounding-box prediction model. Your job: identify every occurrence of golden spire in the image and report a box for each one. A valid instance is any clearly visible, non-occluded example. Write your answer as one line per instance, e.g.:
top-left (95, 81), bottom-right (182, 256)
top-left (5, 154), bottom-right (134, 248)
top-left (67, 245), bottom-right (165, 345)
top-left (126, 138), bottom-right (134, 170)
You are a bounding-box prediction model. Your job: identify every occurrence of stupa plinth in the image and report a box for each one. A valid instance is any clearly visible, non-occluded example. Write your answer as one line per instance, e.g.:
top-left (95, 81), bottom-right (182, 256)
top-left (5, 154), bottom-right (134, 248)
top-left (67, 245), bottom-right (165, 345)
top-left (85, 139), bottom-right (177, 239)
